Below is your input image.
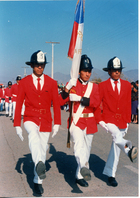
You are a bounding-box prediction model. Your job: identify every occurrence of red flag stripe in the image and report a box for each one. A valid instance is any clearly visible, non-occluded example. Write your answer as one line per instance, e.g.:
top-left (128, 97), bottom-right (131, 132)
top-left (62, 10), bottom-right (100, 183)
top-left (68, 21), bottom-right (78, 59)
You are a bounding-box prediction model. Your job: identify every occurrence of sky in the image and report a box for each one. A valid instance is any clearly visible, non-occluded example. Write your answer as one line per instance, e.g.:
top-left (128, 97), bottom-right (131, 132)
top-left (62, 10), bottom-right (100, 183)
top-left (0, 0), bottom-right (138, 84)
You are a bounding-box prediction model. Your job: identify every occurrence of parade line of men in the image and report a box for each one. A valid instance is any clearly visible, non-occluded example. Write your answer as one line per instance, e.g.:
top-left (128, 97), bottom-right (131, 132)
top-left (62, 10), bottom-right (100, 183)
top-left (0, 76), bottom-right (25, 121)
top-left (1, 50), bottom-right (138, 196)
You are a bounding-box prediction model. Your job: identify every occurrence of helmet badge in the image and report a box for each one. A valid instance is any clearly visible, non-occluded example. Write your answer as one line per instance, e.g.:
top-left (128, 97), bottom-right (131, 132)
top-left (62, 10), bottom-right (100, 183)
top-left (85, 58), bottom-right (89, 64)
top-left (113, 57), bottom-right (121, 69)
top-left (37, 51), bottom-right (45, 63)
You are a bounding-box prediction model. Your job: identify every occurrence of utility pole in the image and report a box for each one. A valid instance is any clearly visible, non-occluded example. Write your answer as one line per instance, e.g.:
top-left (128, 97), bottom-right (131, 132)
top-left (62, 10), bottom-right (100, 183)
top-left (22, 67), bottom-right (29, 77)
top-left (45, 41), bottom-right (60, 79)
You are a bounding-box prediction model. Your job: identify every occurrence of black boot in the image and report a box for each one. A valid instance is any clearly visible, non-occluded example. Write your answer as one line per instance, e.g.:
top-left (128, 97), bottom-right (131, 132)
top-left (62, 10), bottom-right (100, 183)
top-left (34, 183), bottom-right (44, 195)
top-left (108, 177), bottom-right (118, 187)
top-left (76, 178), bottom-right (88, 187)
top-left (128, 146), bottom-right (138, 162)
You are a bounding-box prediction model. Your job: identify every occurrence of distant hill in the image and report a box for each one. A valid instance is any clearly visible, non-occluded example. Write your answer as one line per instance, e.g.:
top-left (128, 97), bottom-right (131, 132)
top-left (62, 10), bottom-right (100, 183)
top-left (122, 69), bottom-right (138, 82)
top-left (1, 68), bottom-right (138, 87)
top-left (51, 68), bottom-right (138, 85)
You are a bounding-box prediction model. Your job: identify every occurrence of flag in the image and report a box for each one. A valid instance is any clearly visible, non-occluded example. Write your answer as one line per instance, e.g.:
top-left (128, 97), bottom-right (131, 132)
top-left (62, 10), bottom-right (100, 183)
top-left (68, 0), bottom-right (85, 80)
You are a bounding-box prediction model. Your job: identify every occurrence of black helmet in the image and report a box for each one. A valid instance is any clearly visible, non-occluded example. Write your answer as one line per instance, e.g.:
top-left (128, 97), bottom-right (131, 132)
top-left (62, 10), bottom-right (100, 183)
top-left (26, 50), bottom-right (47, 65)
top-left (16, 76), bottom-right (22, 81)
top-left (103, 56), bottom-right (124, 72)
top-left (79, 55), bottom-right (93, 72)
top-left (8, 81), bottom-right (12, 86)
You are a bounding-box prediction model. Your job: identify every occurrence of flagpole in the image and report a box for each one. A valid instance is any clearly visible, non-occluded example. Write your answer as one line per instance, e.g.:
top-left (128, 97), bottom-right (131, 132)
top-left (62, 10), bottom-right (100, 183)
top-left (66, 0), bottom-right (85, 148)
top-left (45, 41), bottom-right (60, 79)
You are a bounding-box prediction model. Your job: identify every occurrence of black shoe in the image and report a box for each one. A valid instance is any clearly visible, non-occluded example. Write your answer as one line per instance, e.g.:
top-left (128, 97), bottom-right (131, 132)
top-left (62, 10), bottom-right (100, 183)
top-left (108, 177), bottom-right (118, 187)
top-left (34, 183), bottom-right (44, 195)
top-left (36, 161), bottom-right (46, 179)
top-left (76, 179), bottom-right (88, 187)
top-left (128, 146), bottom-right (138, 162)
top-left (80, 167), bottom-right (91, 181)
top-left (6, 114), bottom-right (8, 117)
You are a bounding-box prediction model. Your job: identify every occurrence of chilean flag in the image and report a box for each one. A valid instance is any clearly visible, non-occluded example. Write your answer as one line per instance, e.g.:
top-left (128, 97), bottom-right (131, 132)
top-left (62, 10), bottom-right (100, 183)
top-left (68, 0), bottom-right (85, 80)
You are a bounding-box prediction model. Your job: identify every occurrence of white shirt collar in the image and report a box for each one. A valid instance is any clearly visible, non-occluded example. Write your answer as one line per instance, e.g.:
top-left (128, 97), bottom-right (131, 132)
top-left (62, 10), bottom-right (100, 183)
top-left (110, 78), bottom-right (121, 94)
top-left (32, 73), bottom-right (44, 90)
top-left (32, 73), bottom-right (44, 80)
top-left (79, 78), bottom-right (88, 85)
top-left (110, 78), bottom-right (120, 84)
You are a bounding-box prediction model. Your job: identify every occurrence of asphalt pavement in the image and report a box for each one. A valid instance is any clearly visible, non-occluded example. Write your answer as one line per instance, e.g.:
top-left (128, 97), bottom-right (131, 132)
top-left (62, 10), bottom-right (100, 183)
top-left (0, 109), bottom-right (138, 197)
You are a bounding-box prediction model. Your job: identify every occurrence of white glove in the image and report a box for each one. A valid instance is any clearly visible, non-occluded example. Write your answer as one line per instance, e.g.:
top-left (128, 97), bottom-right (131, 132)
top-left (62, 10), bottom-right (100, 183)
top-left (69, 93), bottom-right (81, 101)
top-left (99, 121), bottom-right (108, 132)
top-left (124, 123), bottom-right (129, 133)
top-left (52, 125), bottom-right (60, 138)
top-left (15, 126), bottom-right (24, 141)
top-left (66, 78), bottom-right (77, 90)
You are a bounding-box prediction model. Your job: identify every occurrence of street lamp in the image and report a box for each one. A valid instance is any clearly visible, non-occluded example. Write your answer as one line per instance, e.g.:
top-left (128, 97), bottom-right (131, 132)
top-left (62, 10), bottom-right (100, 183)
top-left (45, 41), bottom-right (60, 79)
top-left (22, 66), bottom-right (29, 77)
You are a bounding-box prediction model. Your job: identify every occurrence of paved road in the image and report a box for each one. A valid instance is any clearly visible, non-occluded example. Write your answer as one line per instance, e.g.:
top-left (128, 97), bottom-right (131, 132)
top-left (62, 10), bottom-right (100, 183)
top-left (0, 109), bottom-right (138, 197)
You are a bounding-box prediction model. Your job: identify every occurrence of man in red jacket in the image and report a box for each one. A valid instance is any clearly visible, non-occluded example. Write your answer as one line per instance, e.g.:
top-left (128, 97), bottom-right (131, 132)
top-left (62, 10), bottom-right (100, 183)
top-left (60, 55), bottom-right (100, 187)
top-left (0, 85), bottom-right (4, 111)
top-left (14, 50), bottom-right (61, 195)
top-left (5, 81), bottom-right (12, 117)
top-left (97, 57), bottom-right (138, 187)
top-left (11, 75), bottom-right (24, 122)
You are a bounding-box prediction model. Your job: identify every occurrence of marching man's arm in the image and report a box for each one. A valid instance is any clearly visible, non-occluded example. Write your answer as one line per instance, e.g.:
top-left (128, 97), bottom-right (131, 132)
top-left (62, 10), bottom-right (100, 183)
top-left (60, 78), bottom-right (77, 100)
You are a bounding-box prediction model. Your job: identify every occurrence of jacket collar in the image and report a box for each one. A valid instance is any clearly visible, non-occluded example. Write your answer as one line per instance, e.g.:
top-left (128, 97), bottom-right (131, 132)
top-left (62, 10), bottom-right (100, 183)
top-left (78, 78), bottom-right (88, 85)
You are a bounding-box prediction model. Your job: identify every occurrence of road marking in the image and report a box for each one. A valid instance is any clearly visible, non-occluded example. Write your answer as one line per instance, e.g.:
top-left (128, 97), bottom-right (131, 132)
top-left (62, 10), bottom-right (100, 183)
top-left (124, 165), bottom-right (138, 174)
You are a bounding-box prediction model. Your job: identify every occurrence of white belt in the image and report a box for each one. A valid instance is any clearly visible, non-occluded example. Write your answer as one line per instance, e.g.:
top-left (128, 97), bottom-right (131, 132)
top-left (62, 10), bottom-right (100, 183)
top-left (12, 94), bottom-right (17, 97)
top-left (74, 113), bottom-right (94, 118)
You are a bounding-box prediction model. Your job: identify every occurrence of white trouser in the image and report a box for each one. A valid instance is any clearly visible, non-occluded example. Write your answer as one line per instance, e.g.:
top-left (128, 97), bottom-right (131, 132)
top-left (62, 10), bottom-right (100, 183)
top-left (103, 123), bottom-right (132, 177)
top-left (21, 103), bottom-right (25, 116)
top-left (24, 121), bottom-right (50, 184)
top-left (12, 102), bottom-right (25, 119)
top-left (1, 99), bottom-right (5, 111)
top-left (70, 125), bottom-right (94, 179)
top-left (5, 100), bottom-right (12, 116)
top-left (12, 102), bottom-right (16, 119)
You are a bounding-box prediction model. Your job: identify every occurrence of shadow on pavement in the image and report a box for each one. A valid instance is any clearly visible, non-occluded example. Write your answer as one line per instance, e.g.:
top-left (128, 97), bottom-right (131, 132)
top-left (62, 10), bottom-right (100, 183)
top-left (89, 154), bottom-right (108, 183)
top-left (15, 144), bottom-right (108, 196)
top-left (48, 143), bottom-right (83, 193)
top-left (0, 113), bottom-right (6, 116)
top-left (48, 143), bottom-right (108, 193)
top-left (15, 153), bottom-right (51, 196)
top-left (15, 154), bottom-right (34, 191)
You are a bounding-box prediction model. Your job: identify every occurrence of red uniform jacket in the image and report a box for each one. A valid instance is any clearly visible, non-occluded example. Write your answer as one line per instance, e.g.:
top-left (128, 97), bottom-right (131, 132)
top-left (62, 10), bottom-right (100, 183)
top-left (0, 88), bottom-right (5, 102)
top-left (96, 78), bottom-right (131, 129)
top-left (0, 89), bottom-right (3, 103)
top-left (11, 83), bottom-right (19, 102)
top-left (14, 74), bottom-right (61, 132)
top-left (60, 80), bottom-right (101, 134)
top-left (5, 87), bottom-right (12, 103)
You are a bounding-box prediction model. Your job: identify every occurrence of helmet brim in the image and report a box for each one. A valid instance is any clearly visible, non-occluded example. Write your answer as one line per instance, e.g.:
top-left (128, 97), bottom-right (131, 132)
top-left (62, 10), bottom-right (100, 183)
top-left (103, 67), bottom-right (125, 72)
top-left (25, 61), bottom-right (48, 65)
top-left (25, 61), bottom-right (32, 65)
top-left (102, 68), bottom-right (109, 72)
